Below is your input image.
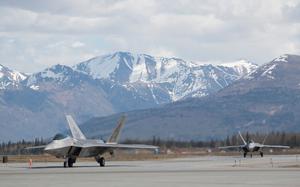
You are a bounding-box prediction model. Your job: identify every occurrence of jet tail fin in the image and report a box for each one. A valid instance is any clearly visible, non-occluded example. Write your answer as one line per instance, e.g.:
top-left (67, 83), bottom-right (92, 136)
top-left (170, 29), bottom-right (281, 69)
top-left (238, 131), bottom-right (247, 145)
top-left (107, 115), bottom-right (126, 143)
top-left (66, 115), bottom-right (86, 140)
top-left (262, 134), bottom-right (269, 145)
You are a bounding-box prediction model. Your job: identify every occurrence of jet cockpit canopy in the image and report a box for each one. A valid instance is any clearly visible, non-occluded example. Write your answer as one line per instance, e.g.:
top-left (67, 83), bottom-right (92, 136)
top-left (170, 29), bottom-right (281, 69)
top-left (53, 133), bottom-right (68, 140)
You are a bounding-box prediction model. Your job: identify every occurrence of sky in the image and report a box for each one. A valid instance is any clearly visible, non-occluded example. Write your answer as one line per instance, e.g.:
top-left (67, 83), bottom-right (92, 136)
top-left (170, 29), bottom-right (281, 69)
top-left (0, 0), bottom-right (300, 73)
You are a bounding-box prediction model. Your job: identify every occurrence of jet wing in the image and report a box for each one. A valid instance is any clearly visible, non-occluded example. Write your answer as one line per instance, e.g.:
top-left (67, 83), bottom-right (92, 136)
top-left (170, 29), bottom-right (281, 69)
top-left (25, 145), bottom-right (47, 150)
top-left (80, 143), bottom-right (158, 150)
top-left (261, 145), bottom-right (290, 149)
top-left (219, 145), bottom-right (243, 149)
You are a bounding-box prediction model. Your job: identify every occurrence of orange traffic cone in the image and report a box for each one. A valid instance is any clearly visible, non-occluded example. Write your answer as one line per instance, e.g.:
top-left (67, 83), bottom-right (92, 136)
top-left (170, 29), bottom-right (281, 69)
top-left (29, 159), bottom-right (32, 169)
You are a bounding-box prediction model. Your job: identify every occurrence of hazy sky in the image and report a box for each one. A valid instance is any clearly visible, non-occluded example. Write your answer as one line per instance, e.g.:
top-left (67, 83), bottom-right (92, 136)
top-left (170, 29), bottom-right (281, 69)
top-left (0, 0), bottom-right (300, 73)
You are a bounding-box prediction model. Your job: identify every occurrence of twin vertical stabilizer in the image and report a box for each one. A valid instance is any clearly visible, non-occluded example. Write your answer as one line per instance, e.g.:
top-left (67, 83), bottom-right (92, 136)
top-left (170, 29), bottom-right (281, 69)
top-left (66, 115), bottom-right (86, 140)
top-left (238, 131), bottom-right (247, 145)
top-left (65, 114), bottom-right (126, 143)
top-left (107, 116), bottom-right (126, 143)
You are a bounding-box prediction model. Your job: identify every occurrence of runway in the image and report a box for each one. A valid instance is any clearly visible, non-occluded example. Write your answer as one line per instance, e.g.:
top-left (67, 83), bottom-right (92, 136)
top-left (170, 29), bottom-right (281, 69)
top-left (0, 155), bottom-right (300, 187)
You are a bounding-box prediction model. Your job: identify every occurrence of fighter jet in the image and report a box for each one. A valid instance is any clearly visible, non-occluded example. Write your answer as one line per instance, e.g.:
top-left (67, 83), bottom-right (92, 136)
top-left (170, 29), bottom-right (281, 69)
top-left (27, 115), bottom-right (158, 167)
top-left (219, 132), bottom-right (289, 158)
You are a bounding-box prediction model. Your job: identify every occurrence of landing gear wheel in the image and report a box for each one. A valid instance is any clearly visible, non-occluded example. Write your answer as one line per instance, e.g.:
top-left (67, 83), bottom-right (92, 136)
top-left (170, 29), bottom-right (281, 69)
top-left (260, 152), bottom-right (264, 157)
top-left (63, 161), bottom-right (67, 168)
top-left (68, 159), bottom-right (73, 167)
top-left (66, 158), bottom-right (76, 167)
top-left (243, 152), bottom-right (247, 158)
top-left (250, 154), bottom-right (253, 158)
top-left (99, 157), bottom-right (105, 167)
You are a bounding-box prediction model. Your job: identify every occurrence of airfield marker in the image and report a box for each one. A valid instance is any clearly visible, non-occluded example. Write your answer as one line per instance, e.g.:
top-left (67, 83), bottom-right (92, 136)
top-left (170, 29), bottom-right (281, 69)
top-left (29, 159), bottom-right (32, 169)
top-left (270, 158), bottom-right (273, 168)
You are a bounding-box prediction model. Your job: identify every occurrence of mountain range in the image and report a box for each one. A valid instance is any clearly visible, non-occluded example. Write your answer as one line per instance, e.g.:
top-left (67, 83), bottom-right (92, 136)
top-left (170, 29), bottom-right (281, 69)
top-left (0, 51), bottom-right (256, 141)
top-left (80, 54), bottom-right (300, 141)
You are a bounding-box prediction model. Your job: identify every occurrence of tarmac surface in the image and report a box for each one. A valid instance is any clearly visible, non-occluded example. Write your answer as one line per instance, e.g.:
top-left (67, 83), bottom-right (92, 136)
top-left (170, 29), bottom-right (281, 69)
top-left (0, 155), bottom-right (300, 187)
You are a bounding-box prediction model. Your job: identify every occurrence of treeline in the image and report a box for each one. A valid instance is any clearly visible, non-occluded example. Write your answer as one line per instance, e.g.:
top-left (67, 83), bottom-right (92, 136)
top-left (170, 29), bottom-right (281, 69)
top-left (219, 131), bottom-right (299, 147)
top-left (123, 131), bottom-right (299, 149)
top-left (0, 132), bottom-right (299, 155)
top-left (123, 137), bottom-right (215, 148)
top-left (0, 138), bottom-right (46, 155)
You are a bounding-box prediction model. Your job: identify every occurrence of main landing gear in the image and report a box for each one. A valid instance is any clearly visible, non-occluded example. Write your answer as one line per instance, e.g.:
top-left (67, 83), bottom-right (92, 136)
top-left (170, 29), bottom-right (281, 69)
top-left (95, 156), bottom-right (105, 167)
top-left (243, 152), bottom-right (253, 158)
top-left (63, 157), bottom-right (76, 168)
top-left (260, 152), bottom-right (264, 157)
top-left (243, 152), bottom-right (263, 158)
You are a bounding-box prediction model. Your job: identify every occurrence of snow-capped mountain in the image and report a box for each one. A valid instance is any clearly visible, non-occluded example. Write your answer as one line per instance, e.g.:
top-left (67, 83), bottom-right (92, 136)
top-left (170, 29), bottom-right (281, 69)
top-left (74, 51), bottom-right (257, 101)
top-left (20, 51), bottom-right (258, 102)
top-left (0, 64), bottom-right (27, 89)
top-left (82, 54), bottom-right (300, 141)
top-left (221, 54), bottom-right (300, 95)
top-left (245, 54), bottom-right (290, 80)
top-left (25, 64), bottom-right (94, 90)
top-left (0, 51), bottom-right (258, 141)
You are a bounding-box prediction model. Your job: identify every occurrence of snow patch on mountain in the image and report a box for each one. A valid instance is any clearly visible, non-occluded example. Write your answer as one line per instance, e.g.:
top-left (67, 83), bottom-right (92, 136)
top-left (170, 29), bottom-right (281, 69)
top-left (220, 60), bottom-right (257, 76)
top-left (25, 64), bottom-right (85, 90)
top-left (245, 54), bottom-right (293, 80)
top-left (73, 52), bottom-right (257, 101)
top-left (0, 64), bottom-right (27, 89)
top-left (129, 55), bottom-right (148, 82)
top-left (273, 54), bottom-right (288, 63)
top-left (30, 85), bottom-right (39, 90)
top-left (261, 64), bottom-right (277, 79)
top-left (41, 69), bottom-right (64, 80)
top-left (75, 53), bottom-right (120, 79)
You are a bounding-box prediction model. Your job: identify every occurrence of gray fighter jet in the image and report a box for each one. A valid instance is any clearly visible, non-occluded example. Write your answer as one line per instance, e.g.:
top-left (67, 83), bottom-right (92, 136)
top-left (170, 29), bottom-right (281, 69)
top-left (219, 132), bottom-right (289, 158)
top-left (27, 115), bottom-right (158, 167)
